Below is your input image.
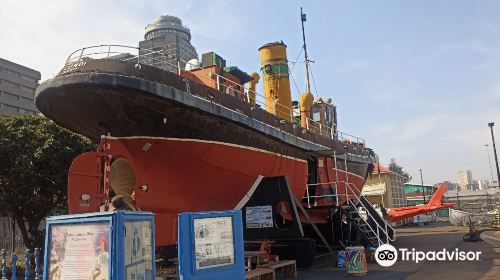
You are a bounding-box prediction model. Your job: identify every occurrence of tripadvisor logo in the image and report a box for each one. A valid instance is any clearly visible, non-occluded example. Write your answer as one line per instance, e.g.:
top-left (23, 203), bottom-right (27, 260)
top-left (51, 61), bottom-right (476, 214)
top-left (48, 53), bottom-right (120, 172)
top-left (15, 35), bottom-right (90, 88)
top-left (375, 244), bottom-right (482, 267)
top-left (375, 244), bottom-right (398, 267)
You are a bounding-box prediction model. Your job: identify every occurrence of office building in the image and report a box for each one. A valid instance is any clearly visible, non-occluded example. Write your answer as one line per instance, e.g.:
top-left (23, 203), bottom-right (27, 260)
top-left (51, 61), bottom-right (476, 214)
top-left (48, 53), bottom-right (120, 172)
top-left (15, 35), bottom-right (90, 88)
top-left (139, 15), bottom-right (198, 72)
top-left (457, 170), bottom-right (473, 190)
top-left (0, 58), bottom-right (40, 116)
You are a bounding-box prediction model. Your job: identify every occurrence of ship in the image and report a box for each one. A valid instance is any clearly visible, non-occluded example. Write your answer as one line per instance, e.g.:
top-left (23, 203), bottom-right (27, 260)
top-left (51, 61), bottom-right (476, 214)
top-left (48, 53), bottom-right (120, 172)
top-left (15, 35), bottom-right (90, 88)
top-left (35, 10), bottom-right (394, 263)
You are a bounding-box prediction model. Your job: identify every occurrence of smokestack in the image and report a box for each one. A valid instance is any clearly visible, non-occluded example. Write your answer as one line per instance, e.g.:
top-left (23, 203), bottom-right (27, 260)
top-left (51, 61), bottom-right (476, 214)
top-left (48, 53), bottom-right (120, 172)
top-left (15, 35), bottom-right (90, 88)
top-left (258, 42), bottom-right (292, 120)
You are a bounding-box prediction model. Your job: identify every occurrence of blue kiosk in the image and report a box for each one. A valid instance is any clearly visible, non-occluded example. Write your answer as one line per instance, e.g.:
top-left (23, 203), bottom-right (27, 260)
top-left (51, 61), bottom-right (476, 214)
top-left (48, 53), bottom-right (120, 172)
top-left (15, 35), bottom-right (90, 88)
top-left (178, 210), bottom-right (245, 280)
top-left (43, 211), bottom-right (155, 280)
top-left (43, 210), bottom-right (244, 280)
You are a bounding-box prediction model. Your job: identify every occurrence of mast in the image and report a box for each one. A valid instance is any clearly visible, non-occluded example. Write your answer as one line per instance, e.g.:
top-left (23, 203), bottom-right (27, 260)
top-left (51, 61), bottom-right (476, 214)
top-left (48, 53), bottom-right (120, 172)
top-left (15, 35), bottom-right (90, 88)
top-left (300, 7), bottom-right (312, 93)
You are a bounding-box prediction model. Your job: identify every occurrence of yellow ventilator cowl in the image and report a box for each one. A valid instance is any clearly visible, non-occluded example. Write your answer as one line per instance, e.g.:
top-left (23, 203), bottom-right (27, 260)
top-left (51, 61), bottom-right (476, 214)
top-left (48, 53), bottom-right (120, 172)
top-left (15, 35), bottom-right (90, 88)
top-left (326, 97), bottom-right (332, 104)
top-left (247, 72), bottom-right (260, 106)
top-left (299, 91), bottom-right (314, 112)
top-left (299, 91), bottom-right (314, 129)
top-left (259, 42), bottom-right (292, 121)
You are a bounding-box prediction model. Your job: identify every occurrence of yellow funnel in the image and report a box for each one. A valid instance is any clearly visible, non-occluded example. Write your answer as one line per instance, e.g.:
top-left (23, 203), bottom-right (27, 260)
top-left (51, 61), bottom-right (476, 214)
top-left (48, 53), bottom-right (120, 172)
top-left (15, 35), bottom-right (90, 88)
top-left (259, 42), bottom-right (292, 120)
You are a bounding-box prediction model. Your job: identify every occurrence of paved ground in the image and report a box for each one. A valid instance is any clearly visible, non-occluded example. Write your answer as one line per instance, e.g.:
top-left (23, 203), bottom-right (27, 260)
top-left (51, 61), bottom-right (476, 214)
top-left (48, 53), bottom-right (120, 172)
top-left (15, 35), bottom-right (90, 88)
top-left (297, 222), bottom-right (500, 280)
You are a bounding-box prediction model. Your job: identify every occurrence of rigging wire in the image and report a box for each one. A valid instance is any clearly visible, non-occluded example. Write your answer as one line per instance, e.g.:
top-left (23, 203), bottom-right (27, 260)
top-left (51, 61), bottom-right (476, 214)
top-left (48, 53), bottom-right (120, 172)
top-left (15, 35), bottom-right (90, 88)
top-left (290, 46), bottom-right (304, 73)
top-left (288, 46), bottom-right (305, 97)
top-left (309, 62), bottom-right (320, 98)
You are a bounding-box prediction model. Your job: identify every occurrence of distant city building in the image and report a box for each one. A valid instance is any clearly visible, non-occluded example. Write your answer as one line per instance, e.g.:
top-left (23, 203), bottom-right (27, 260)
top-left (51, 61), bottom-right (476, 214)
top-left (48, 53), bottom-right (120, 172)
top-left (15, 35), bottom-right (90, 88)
top-left (436, 181), bottom-right (459, 191)
top-left (0, 58), bottom-right (40, 116)
top-left (139, 15), bottom-right (198, 72)
top-left (457, 170), bottom-right (473, 190)
top-left (490, 181), bottom-right (499, 190)
top-left (476, 179), bottom-right (489, 190)
top-left (403, 183), bottom-right (435, 206)
top-left (444, 188), bottom-right (499, 212)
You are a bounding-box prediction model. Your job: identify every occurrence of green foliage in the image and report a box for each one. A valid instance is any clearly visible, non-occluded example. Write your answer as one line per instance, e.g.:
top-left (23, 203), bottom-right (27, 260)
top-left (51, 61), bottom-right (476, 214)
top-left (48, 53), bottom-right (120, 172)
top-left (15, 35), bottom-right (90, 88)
top-left (389, 158), bottom-right (412, 183)
top-left (0, 115), bottom-right (95, 249)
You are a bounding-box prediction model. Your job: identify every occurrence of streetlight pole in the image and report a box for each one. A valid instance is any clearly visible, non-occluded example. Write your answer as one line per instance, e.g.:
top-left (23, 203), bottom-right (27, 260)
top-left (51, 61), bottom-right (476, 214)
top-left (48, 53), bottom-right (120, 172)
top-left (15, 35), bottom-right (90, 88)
top-left (488, 122), bottom-right (500, 185)
top-left (420, 169), bottom-right (426, 204)
top-left (484, 144), bottom-right (494, 183)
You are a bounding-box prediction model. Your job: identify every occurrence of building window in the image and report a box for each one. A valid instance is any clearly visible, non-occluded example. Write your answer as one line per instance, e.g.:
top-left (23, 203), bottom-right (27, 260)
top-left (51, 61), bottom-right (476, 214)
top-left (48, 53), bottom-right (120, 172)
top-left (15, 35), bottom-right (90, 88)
top-left (4, 92), bottom-right (20, 101)
top-left (20, 85), bottom-right (34, 93)
top-left (19, 108), bottom-right (36, 115)
top-left (3, 104), bottom-right (19, 112)
top-left (21, 96), bottom-right (34, 103)
top-left (3, 68), bottom-right (20, 77)
top-left (2, 80), bottom-right (19, 89)
top-left (20, 75), bottom-right (37, 83)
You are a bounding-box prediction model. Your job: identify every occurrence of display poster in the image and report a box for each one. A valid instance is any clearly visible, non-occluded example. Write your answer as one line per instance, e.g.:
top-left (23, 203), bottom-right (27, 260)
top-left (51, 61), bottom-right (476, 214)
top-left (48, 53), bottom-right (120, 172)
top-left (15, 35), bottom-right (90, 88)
top-left (245, 205), bottom-right (273, 228)
top-left (193, 216), bottom-right (235, 270)
top-left (124, 221), bottom-right (153, 280)
top-left (48, 222), bottom-right (110, 280)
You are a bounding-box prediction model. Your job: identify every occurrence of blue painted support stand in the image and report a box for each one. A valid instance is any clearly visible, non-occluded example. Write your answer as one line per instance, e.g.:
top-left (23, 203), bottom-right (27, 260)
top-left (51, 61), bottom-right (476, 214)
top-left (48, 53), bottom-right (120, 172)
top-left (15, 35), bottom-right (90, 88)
top-left (1, 249), bottom-right (7, 279)
top-left (34, 248), bottom-right (41, 280)
top-left (24, 250), bottom-right (31, 280)
top-left (11, 252), bottom-right (18, 280)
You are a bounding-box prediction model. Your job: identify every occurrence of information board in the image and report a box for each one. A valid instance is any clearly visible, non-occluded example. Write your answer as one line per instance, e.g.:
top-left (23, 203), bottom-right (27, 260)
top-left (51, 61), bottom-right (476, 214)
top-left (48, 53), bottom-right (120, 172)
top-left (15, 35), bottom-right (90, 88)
top-left (178, 211), bottom-right (245, 280)
top-left (245, 205), bottom-right (273, 228)
top-left (48, 222), bottom-right (110, 280)
top-left (194, 216), bottom-right (235, 269)
top-left (124, 220), bottom-right (153, 280)
top-left (44, 211), bottom-right (156, 280)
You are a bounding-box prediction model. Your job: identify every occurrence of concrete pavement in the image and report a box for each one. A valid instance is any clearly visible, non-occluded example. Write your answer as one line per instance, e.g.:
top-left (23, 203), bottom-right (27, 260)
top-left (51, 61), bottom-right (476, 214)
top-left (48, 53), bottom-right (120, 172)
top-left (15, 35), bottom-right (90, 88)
top-left (297, 222), bottom-right (499, 280)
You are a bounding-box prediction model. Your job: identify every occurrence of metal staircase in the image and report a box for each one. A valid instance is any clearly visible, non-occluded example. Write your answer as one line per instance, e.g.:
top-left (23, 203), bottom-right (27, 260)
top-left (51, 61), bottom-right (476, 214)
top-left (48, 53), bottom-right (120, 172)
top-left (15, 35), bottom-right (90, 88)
top-left (340, 182), bottom-right (396, 247)
top-left (303, 180), bottom-right (396, 248)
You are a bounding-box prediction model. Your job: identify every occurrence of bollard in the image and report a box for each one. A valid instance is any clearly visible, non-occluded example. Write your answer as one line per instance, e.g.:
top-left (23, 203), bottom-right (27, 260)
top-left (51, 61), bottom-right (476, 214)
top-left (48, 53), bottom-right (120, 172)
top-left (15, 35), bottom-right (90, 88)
top-left (1, 249), bottom-right (6, 280)
top-left (11, 252), bottom-right (18, 280)
top-left (24, 249), bottom-right (31, 280)
top-left (34, 248), bottom-right (41, 280)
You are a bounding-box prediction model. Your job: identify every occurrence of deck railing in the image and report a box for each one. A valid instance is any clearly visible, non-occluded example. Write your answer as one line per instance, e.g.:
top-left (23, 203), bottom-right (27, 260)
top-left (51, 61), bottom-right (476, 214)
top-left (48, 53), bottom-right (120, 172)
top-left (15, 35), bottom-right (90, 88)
top-left (63, 44), bottom-right (367, 146)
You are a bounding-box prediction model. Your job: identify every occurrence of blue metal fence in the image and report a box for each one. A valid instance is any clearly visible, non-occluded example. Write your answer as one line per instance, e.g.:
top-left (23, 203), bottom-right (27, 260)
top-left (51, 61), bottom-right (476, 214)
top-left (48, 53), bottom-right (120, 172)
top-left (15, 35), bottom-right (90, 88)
top-left (0, 248), bottom-right (41, 280)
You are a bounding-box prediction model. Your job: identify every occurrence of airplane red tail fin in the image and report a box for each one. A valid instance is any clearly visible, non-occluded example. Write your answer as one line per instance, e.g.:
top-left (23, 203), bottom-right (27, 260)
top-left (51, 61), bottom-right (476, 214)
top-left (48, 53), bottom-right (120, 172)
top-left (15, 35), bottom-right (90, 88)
top-left (427, 184), bottom-right (447, 206)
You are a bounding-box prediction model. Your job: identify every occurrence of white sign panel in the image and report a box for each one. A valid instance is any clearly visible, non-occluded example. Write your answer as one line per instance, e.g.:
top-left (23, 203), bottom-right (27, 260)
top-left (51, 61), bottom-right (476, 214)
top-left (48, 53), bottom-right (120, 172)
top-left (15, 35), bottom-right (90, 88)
top-left (245, 206), bottom-right (273, 228)
top-left (194, 216), bottom-right (235, 270)
top-left (362, 182), bottom-right (386, 196)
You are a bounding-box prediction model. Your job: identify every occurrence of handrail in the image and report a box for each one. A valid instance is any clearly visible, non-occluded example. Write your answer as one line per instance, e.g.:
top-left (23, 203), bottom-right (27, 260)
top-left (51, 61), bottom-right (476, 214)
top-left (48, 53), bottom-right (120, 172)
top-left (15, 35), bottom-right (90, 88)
top-left (61, 44), bottom-right (367, 146)
top-left (344, 182), bottom-right (396, 244)
top-left (303, 179), bottom-right (394, 245)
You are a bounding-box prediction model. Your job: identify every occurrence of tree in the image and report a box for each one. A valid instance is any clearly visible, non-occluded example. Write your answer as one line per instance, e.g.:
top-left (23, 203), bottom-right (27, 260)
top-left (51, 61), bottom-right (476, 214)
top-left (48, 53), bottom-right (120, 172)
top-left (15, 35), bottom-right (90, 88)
top-left (389, 158), bottom-right (412, 183)
top-left (0, 115), bottom-right (95, 249)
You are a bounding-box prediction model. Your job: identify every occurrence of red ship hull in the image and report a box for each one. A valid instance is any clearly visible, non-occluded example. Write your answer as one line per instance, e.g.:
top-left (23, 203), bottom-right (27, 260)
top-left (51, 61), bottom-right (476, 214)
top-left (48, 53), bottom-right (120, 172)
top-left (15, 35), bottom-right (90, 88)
top-left (68, 136), bottom-right (366, 246)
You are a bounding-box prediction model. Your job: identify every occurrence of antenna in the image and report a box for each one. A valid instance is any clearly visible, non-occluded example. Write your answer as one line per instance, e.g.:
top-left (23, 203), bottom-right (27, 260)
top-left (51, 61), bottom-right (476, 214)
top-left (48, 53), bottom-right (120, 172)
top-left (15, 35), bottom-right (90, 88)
top-left (300, 7), bottom-right (311, 94)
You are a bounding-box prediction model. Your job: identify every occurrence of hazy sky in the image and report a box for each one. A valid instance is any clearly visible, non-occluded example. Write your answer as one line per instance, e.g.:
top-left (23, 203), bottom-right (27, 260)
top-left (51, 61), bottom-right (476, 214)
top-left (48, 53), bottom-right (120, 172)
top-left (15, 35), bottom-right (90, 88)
top-left (1, 0), bottom-right (500, 184)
